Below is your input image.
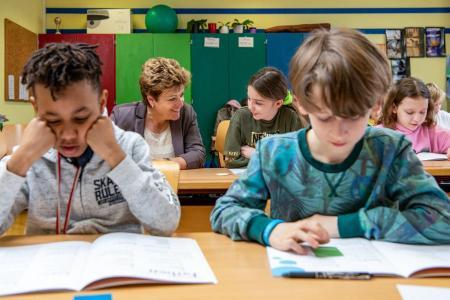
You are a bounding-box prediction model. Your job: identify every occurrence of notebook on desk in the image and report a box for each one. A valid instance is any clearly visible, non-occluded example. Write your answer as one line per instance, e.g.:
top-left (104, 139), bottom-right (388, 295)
top-left (416, 152), bottom-right (448, 161)
top-left (229, 168), bottom-right (247, 175)
top-left (267, 238), bottom-right (450, 278)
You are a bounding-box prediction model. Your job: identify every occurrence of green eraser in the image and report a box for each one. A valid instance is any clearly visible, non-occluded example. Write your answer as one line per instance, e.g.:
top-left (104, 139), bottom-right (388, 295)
top-left (312, 246), bottom-right (343, 257)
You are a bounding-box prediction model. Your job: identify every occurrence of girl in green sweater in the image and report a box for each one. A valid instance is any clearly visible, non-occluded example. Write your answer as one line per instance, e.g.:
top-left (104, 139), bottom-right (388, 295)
top-left (224, 67), bottom-right (304, 168)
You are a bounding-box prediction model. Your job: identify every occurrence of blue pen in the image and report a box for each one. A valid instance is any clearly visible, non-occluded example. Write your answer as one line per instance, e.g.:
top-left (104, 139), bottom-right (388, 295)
top-left (282, 272), bottom-right (372, 280)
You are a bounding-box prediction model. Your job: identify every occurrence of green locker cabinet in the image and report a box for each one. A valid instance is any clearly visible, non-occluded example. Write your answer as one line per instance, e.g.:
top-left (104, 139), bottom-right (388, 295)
top-left (191, 33), bottom-right (267, 163)
top-left (191, 34), bottom-right (230, 161)
top-left (116, 34), bottom-right (191, 105)
top-left (153, 34), bottom-right (192, 104)
top-left (116, 34), bottom-right (154, 104)
top-left (228, 33), bottom-right (267, 101)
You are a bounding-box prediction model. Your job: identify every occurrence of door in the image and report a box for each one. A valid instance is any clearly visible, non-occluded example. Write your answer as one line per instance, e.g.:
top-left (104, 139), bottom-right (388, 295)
top-left (191, 34), bottom-right (230, 162)
top-left (228, 33), bottom-right (266, 101)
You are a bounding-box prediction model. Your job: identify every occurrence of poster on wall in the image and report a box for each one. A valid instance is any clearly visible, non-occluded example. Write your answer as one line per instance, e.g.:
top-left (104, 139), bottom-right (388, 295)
top-left (404, 27), bottom-right (424, 57)
top-left (391, 58), bottom-right (410, 83)
top-left (425, 27), bottom-right (446, 57)
top-left (385, 29), bottom-right (404, 59)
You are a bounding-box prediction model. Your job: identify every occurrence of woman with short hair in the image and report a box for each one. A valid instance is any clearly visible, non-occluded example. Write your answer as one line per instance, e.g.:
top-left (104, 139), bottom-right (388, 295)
top-left (111, 57), bottom-right (205, 169)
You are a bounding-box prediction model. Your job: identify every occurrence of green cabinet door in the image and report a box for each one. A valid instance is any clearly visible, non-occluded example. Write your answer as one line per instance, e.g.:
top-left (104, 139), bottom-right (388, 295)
top-left (191, 34), bottom-right (230, 161)
top-left (228, 33), bottom-right (267, 101)
top-left (116, 34), bottom-right (154, 104)
top-left (153, 34), bottom-right (192, 104)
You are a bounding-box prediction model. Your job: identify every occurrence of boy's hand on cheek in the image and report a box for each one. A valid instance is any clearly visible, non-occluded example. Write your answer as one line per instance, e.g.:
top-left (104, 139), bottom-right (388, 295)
top-left (303, 214), bottom-right (339, 238)
top-left (24, 118), bottom-right (56, 159)
top-left (7, 118), bottom-right (55, 176)
top-left (268, 220), bottom-right (330, 255)
top-left (447, 148), bottom-right (450, 160)
top-left (86, 117), bottom-right (125, 168)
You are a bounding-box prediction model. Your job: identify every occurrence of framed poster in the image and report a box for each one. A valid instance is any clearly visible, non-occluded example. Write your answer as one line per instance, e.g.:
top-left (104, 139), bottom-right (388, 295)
top-left (385, 29), bottom-right (404, 59)
top-left (404, 27), bottom-right (424, 57)
top-left (391, 58), bottom-right (410, 83)
top-left (425, 27), bottom-right (446, 57)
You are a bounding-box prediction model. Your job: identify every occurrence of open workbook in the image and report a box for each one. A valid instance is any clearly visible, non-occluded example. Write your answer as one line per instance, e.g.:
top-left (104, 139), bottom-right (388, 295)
top-left (267, 238), bottom-right (450, 278)
top-left (416, 152), bottom-right (448, 161)
top-left (0, 232), bottom-right (217, 296)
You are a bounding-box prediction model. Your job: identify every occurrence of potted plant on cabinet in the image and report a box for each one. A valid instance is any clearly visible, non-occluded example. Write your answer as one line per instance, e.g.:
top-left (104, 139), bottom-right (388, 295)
top-left (218, 21), bottom-right (230, 33)
top-left (187, 19), bottom-right (208, 33)
top-left (242, 19), bottom-right (254, 32)
top-left (231, 19), bottom-right (254, 33)
top-left (231, 19), bottom-right (244, 33)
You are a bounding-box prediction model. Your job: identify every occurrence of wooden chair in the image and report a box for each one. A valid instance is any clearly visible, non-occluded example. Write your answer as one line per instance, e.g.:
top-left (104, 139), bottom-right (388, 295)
top-left (2, 123), bottom-right (27, 155)
top-left (140, 160), bottom-right (181, 235)
top-left (215, 120), bottom-right (230, 167)
top-left (2, 212), bottom-right (27, 236)
top-left (152, 160), bottom-right (180, 193)
top-left (152, 160), bottom-right (213, 232)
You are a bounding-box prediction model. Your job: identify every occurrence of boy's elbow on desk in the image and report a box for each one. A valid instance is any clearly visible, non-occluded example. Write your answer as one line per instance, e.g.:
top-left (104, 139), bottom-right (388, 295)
top-left (142, 214), bottom-right (180, 237)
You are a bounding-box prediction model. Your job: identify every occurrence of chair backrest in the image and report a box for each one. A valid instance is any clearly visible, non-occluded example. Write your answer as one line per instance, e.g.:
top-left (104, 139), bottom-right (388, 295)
top-left (215, 120), bottom-right (230, 167)
top-left (2, 124), bottom-right (27, 155)
top-left (2, 212), bottom-right (27, 236)
top-left (152, 160), bottom-right (180, 193)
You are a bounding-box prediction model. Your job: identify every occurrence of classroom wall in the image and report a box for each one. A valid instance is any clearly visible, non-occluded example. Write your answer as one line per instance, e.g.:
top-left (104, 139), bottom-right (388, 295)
top-left (46, 0), bottom-right (450, 106)
top-left (0, 0), bottom-right (44, 124)
top-left (1, 1), bottom-right (449, 124)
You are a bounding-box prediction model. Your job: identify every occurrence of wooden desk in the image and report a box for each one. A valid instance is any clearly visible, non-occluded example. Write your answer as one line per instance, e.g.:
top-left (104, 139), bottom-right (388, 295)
top-left (1, 233), bottom-right (449, 300)
top-left (178, 168), bottom-right (238, 194)
top-left (178, 162), bottom-right (450, 193)
top-left (422, 160), bottom-right (450, 177)
top-left (422, 160), bottom-right (450, 192)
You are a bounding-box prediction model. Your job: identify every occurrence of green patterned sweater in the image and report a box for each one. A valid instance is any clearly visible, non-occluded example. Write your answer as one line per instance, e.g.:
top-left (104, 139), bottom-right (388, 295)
top-left (211, 127), bottom-right (450, 245)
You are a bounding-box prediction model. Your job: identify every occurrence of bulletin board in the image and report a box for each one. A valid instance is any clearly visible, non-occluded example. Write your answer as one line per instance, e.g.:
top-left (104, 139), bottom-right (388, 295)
top-left (4, 18), bottom-right (37, 102)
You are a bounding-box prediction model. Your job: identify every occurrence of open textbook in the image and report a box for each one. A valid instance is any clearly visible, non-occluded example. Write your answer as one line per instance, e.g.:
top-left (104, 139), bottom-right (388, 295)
top-left (0, 232), bottom-right (217, 296)
top-left (267, 238), bottom-right (450, 278)
top-left (416, 152), bottom-right (448, 161)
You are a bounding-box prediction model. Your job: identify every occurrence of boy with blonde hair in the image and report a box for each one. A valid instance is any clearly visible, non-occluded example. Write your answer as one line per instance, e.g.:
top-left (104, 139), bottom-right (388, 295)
top-left (211, 28), bottom-right (450, 253)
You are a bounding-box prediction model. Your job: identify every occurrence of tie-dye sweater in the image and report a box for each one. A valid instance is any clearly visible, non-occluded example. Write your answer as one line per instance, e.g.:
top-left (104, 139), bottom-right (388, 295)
top-left (211, 127), bottom-right (450, 245)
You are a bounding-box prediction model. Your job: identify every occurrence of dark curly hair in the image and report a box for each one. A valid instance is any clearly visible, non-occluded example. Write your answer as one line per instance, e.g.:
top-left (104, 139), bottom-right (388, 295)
top-left (21, 43), bottom-right (102, 101)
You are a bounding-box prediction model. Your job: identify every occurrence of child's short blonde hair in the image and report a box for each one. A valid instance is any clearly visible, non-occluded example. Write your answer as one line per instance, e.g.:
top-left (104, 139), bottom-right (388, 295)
top-left (139, 57), bottom-right (191, 102)
top-left (289, 28), bottom-right (391, 117)
top-left (426, 82), bottom-right (446, 108)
